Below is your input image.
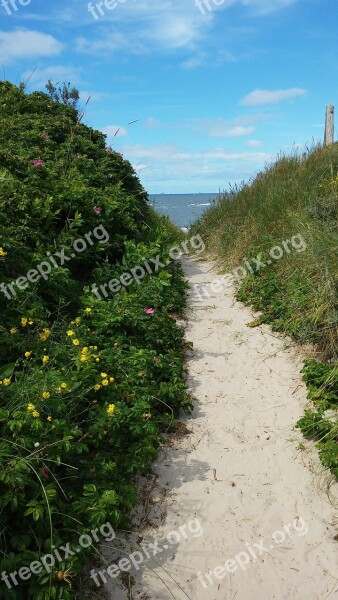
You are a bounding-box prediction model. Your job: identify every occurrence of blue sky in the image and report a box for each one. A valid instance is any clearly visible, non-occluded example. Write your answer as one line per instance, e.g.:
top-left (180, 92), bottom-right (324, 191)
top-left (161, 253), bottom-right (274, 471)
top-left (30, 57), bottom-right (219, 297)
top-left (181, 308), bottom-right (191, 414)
top-left (0, 0), bottom-right (337, 192)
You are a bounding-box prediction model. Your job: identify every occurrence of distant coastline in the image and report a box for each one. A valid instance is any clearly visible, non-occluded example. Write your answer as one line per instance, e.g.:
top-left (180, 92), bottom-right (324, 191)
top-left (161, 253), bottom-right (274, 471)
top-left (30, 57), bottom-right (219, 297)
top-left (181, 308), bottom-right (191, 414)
top-left (149, 193), bottom-right (219, 228)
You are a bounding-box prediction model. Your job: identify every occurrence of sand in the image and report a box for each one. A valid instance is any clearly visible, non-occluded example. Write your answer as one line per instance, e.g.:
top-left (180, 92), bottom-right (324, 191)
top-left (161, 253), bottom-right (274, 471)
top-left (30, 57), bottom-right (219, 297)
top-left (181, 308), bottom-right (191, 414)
top-left (101, 257), bottom-right (337, 600)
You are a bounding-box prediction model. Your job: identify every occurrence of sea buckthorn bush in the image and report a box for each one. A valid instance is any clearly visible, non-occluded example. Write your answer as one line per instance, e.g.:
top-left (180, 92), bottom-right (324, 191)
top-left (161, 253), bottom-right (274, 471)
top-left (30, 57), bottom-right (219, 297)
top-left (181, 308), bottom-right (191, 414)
top-left (0, 82), bottom-right (191, 599)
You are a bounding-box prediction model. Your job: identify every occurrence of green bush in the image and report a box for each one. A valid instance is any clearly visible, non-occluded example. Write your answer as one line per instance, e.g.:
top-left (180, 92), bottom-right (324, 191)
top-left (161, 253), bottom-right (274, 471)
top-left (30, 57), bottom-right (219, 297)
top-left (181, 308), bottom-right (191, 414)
top-left (297, 360), bottom-right (337, 478)
top-left (0, 82), bottom-right (191, 599)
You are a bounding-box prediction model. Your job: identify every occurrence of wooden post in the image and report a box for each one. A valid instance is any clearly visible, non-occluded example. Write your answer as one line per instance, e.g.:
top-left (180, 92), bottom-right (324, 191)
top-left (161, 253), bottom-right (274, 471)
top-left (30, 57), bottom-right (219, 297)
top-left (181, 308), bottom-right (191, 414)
top-left (324, 105), bottom-right (334, 145)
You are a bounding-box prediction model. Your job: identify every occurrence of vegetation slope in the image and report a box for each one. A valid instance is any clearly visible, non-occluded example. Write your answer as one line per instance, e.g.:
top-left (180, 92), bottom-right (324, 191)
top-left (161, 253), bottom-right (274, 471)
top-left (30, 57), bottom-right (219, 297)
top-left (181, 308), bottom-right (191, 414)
top-left (192, 144), bottom-right (337, 479)
top-left (0, 82), bottom-right (191, 599)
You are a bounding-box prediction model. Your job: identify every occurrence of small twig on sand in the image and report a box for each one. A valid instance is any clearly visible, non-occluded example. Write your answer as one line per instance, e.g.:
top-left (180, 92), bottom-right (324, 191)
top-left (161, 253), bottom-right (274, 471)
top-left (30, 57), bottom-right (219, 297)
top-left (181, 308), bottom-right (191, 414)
top-left (258, 404), bottom-right (287, 412)
top-left (292, 384), bottom-right (302, 395)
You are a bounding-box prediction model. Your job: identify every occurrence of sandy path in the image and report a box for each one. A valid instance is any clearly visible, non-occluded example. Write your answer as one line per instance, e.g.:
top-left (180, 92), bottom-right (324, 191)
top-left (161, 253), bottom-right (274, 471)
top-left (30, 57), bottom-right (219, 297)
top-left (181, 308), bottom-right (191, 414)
top-left (105, 257), bottom-right (337, 600)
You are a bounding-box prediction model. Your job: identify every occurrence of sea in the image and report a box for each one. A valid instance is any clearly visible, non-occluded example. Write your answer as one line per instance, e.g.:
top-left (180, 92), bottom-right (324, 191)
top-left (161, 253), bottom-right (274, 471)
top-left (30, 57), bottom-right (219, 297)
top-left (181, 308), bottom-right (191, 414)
top-left (149, 193), bottom-right (219, 229)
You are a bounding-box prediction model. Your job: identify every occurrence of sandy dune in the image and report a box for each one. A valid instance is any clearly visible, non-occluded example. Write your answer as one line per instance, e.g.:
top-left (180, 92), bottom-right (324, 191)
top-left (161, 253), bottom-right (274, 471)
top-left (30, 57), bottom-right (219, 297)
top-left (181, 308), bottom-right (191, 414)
top-left (103, 257), bottom-right (337, 600)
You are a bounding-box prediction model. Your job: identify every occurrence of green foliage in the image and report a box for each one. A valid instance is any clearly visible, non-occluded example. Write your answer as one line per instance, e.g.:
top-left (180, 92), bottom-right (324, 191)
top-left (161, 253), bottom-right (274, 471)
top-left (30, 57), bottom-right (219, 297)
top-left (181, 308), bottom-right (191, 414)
top-left (236, 270), bottom-right (320, 344)
top-left (192, 144), bottom-right (337, 479)
top-left (45, 81), bottom-right (80, 109)
top-left (0, 82), bottom-right (190, 598)
top-left (296, 361), bottom-right (337, 478)
top-left (301, 359), bottom-right (337, 410)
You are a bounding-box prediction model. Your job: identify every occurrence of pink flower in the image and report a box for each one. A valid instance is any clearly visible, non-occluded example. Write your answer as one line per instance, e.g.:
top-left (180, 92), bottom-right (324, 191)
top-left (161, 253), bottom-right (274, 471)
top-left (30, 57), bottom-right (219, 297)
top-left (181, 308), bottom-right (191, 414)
top-left (31, 159), bottom-right (43, 167)
top-left (105, 147), bottom-right (111, 153)
top-left (143, 308), bottom-right (155, 315)
top-left (42, 132), bottom-right (49, 141)
top-left (41, 468), bottom-right (49, 480)
top-left (117, 152), bottom-right (123, 157)
top-left (93, 205), bottom-right (102, 215)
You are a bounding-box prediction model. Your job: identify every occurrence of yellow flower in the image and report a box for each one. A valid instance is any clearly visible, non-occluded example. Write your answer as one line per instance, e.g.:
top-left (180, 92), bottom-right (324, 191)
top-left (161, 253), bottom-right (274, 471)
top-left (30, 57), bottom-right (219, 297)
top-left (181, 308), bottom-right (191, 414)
top-left (95, 358), bottom-right (100, 363)
top-left (42, 355), bottom-right (49, 364)
top-left (56, 386), bottom-right (62, 393)
top-left (0, 247), bottom-right (7, 257)
top-left (101, 372), bottom-right (108, 378)
top-left (39, 328), bottom-right (51, 341)
top-left (3, 378), bottom-right (11, 386)
top-left (75, 317), bottom-right (81, 324)
top-left (82, 347), bottom-right (89, 354)
top-left (32, 410), bottom-right (40, 418)
top-left (109, 377), bottom-right (115, 383)
top-left (85, 308), bottom-right (92, 313)
top-left (61, 383), bottom-right (67, 389)
top-left (27, 403), bottom-right (35, 411)
top-left (42, 391), bottom-right (50, 399)
top-left (21, 317), bottom-right (28, 327)
top-left (67, 330), bottom-right (75, 337)
top-left (10, 327), bottom-right (17, 334)
top-left (107, 404), bottom-right (116, 415)
top-left (102, 379), bottom-right (109, 386)
top-left (47, 416), bottom-right (52, 422)
top-left (24, 351), bottom-right (32, 358)
top-left (72, 339), bottom-right (80, 346)
top-left (28, 320), bottom-right (33, 325)
top-left (80, 356), bottom-right (87, 363)
top-left (94, 384), bottom-right (101, 391)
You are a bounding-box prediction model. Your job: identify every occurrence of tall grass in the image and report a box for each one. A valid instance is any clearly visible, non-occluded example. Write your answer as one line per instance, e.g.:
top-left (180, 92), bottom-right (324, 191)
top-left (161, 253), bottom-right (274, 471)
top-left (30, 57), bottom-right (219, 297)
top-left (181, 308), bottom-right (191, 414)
top-left (193, 143), bottom-right (337, 358)
top-left (192, 143), bottom-right (337, 478)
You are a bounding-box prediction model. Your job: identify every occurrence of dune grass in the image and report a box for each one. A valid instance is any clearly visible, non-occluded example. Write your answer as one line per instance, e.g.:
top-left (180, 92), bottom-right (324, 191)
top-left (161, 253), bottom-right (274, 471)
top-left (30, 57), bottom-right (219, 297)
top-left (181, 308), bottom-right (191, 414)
top-left (192, 143), bottom-right (337, 478)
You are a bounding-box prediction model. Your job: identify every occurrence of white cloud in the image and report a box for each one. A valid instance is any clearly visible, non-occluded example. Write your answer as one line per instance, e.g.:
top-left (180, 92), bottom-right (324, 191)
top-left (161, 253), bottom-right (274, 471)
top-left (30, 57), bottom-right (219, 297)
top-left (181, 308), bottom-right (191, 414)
top-left (144, 118), bottom-right (163, 128)
top-left (69, 0), bottom-right (301, 55)
top-left (0, 29), bottom-right (63, 63)
top-left (216, 49), bottom-right (240, 63)
top-left (121, 142), bottom-right (272, 191)
top-left (148, 15), bottom-right (201, 49)
top-left (191, 114), bottom-right (267, 137)
top-left (210, 125), bottom-right (255, 137)
top-left (75, 4), bottom-right (206, 55)
top-left (48, 0), bottom-right (301, 27)
top-left (79, 90), bottom-right (113, 103)
top-left (181, 57), bottom-right (204, 69)
top-left (101, 125), bottom-right (128, 138)
top-left (75, 31), bottom-right (132, 54)
top-left (240, 0), bottom-right (299, 15)
top-left (122, 143), bottom-right (270, 164)
top-left (246, 139), bottom-right (264, 147)
top-left (122, 144), bottom-right (178, 161)
top-left (241, 88), bottom-right (307, 106)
